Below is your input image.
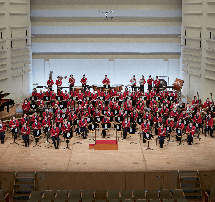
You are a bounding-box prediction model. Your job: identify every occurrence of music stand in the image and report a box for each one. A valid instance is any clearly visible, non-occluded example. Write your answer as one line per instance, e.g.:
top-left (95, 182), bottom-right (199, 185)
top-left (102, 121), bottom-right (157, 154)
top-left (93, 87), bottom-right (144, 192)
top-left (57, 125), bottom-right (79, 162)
top-left (30, 104), bottom-right (38, 111)
top-left (10, 128), bottom-right (19, 145)
top-left (114, 123), bottom-right (122, 131)
top-left (33, 129), bottom-right (41, 147)
top-left (63, 132), bottom-right (72, 150)
top-left (30, 96), bottom-right (37, 101)
top-left (145, 133), bottom-right (152, 150)
top-left (56, 96), bottom-right (63, 101)
top-left (43, 96), bottom-right (50, 102)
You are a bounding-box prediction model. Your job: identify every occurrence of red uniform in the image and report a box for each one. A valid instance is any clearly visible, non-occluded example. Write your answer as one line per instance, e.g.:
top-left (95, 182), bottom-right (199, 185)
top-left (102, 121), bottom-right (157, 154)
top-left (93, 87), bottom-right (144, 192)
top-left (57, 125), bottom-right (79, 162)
top-left (123, 91), bottom-right (129, 98)
top-left (66, 108), bottom-right (72, 115)
top-left (50, 93), bottom-right (56, 100)
top-left (0, 124), bottom-right (6, 132)
top-left (85, 90), bottom-right (91, 97)
top-left (158, 127), bottom-right (166, 136)
top-left (57, 91), bottom-right (64, 97)
top-left (68, 113), bottom-right (77, 121)
top-left (153, 116), bottom-right (162, 123)
top-left (122, 120), bottom-right (130, 129)
top-left (69, 77), bottom-right (75, 85)
top-left (21, 117), bottom-right (29, 125)
top-left (31, 115), bottom-right (39, 123)
top-left (175, 122), bottom-right (184, 130)
top-left (55, 109), bottom-right (62, 116)
top-left (154, 79), bottom-right (160, 87)
top-left (81, 100), bottom-right (88, 108)
top-left (88, 106), bottom-right (95, 114)
top-left (100, 106), bottom-right (108, 111)
top-left (141, 122), bottom-right (149, 133)
top-left (91, 93), bottom-right (97, 100)
top-left (22, 102), bottom-right (30, 112)
top-left (63, 93), bottom-right (70, 100)
top-left (79, 119), bottom-right (87, 127)
top-left (206, 117), bottom-right (213, 127)
top-left (55, 116), bottom-right (63, 124)
top-left (145, 92), bottom-right (151, 100)
top-left (46, 90), bottom-right (51, 97)
top-left (150, 106), bottom-right (158, 113)
top-left (76, 106), bottom-right (83, 113)
top-left (47, 79), bottom-right (54, 87)
top-left (102, 78), bottom-right (110, 84)
top-left (67, 100), bottom-right (74, 108)
top-left (143, 114), bottom-right (151, 121)
top-left (149, 100), bottom-right (157, 108)
top-left (37, 93), bottom-right (44, 100)
top-left (150, 90), bottom-right (156, 98)
top-left (9, 120), bottom-right (19, 128)
top-left (131, 112), bottom-right (138, 121)
top-left (52, 101), bottom-right (59, 108)
top-left (193, 114), bottom-right (202, 124)
top-left (32, 122), bottom-right (41, 130)
top-left (186, 125), bottom-right (195, 136)
top-left (37, 100), bottom-right (45, 107)
top-left (125, 105), bottom-right (133, 111)
top-left (102, 118), bottom-right (110, 123)
top-left (110, 90), bottom-right (117, 97)
top-left (137, 105), bottom-right (144, 113)
top-left (165, 119), bottom-right (174, 127)
top-left (50, 127), bottom-right (59, 137)
top-left (204, 101), bottom-right (212, 108)
top-left (140, 79), bottom-right (146, 85)
top-left (95, 100), bottom-right (103, 108)
top-left (21, 126), bottom-right (30, 135)
top-left (62, 124), bottom-right (71, 133)
top-left (118, 93), bottom-right (123, 100)
top-left (180, 112), bottom-right (188, 119)
top-left (81, 77), bottom-right (87, 85)
top-left (32, 91), bottom-right (37, 97)
top-left (93, 111), bottom-right (101, 118)
top-left (118, 112), bottom-right (126, 119)
top-left (42, 119), bottom-right (51, 127)
top-left (104, 93), bottom-right (110, 100)
top-left (130, 78), bottom-right (136, 86)
top-left (164, 90), bottom-right (169, 97)
top-left (55, 79), bottom-right (62, 87)
top-left (98, 90), bottom-right (104, 97)
top-left (78, 93), bottom-right (84, 100)
top-left (113, 105), bottom-right (120, 110)
top-left (105, 111), bottom-right (113, 117)
top-left (71, 90), bottom-right (77, 97)
top-left (170, 110), bottom-right (179, 118)
top-left (147, 78), bottom-right (154, 85)
top-left (170, 92), bottom-right (177, 100)
top-left (192, 99), bottom-right (199, 105)
top-left (160, 108), bottom-right (169, 117)
top-left (82, 112), bottom-right (89, 118)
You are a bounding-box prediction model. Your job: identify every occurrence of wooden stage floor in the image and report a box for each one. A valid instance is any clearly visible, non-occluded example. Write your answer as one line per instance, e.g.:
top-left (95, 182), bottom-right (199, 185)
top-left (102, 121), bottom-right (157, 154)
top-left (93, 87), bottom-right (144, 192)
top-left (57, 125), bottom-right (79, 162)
top-left (0, 125), bottom-right (215, 172)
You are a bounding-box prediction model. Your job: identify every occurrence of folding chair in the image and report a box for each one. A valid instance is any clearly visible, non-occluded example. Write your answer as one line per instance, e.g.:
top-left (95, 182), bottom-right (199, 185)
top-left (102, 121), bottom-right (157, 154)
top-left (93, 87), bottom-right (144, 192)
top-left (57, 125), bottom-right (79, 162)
top-left (55, 190), bottom-right (69, 202)
top-left (146, 190), bottom-right (159, 200)
top-left (160, 190), bottom-right (172, 199)
top-left (120, 190), bottom-right (133, 200)
top-left (172, 189), bottom-right (185, 200)
top-left (132, 190), bottom-right (146, 200)
top-left (29, 191), bottom-right (42, 202)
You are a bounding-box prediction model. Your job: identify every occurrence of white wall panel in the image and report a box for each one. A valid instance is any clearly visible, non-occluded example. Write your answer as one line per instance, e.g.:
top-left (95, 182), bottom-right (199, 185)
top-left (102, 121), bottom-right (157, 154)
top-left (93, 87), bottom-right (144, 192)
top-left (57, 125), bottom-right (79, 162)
top-left (32, 43), bottom-right (181, 53)
top-left (31, 26), bottom-right (181, 35)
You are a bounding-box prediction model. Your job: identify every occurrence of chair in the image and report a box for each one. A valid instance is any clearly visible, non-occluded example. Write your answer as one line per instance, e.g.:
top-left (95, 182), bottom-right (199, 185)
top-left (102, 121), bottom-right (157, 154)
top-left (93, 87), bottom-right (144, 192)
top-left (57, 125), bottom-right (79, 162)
top-left (55, 190), bottom-right (69, 202)
top-left (120, 190), bottom-right (133, 200)
top-left (68, 190), bottom-right (81, 201)
top-left (132, 190), bottom-right (146, 200)
top-left (41, 191), bottom-right (56, 201)
top-left (95, 190), bottom-right (107, 200)
top-left (146, 190), bottom-right (159, 200)
top-left (177, 199), bottom-right (188, 202)
top-left (172, 189), bottom-right (185, 200)
top-left (29, 191), bottom-right (42, 202)
top-left (150, 199), bottom-right (160, 202)
top-left (107, 190), bottom-right (120, 200)
top-left (195, 128), bottom-right (200, 138)
top-left (163, 199), bottom-right (174, 202)
top-left (160, 190), bottom-right (172, 199)
top-left (0, 190), bottom-right (6, 202)
top-left (81, 190), bottom-right (95, 202)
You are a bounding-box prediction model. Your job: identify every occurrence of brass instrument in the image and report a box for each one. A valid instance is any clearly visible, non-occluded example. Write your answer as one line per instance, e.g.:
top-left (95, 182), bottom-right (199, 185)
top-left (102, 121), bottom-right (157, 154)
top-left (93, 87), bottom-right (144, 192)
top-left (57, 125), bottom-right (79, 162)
top-left (139, 79), bottom-right (144, 85)
top-left (131, 79), bottom-right (136, 85)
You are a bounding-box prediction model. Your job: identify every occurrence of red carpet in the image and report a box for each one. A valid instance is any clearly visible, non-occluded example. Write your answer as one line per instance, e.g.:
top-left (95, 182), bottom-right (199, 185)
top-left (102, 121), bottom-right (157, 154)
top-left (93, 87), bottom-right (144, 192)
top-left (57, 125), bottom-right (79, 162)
top-left (89, 140), bottom-right (118, 150)
top-left (96, 140), bottom-right (117, 144)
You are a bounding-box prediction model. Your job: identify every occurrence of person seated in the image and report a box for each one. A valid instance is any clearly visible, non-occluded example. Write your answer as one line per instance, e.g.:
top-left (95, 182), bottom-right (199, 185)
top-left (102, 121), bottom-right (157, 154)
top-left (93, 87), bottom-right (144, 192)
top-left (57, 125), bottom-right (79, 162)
top-left (118, 109), bottom-right (126, 120)
top-left (21, 113), bottom-right (29, 128)
top-left (37, 90), bottom-right (44, 100)
top-left (110, 88), bottom-right (117, 97)
top-left (164, 88), bottom-right (169, 98)
top-left (50, 90), bottom-right (56, 101)
top-left (136, 97), bottom-right (143, 106)
top-left (55, 113), bottom-right (63, 127)
top-left (149, 97), bottom-right (157, 108)
top-left (81, 98), bottom-right (88, 108)
top-left (150, 87), bottom-right (156, 98)
top-left (93, 108), bottom-right (101, 118)
top-left (88, 103), bottom-right (95, 115)
top-left (91, 90), bottom-right (97, 101)
top-left (163, 97), bottom-right (170, 107)
top-left (85, 87), bottom-right (91, 97)
top-left (71, 88), bottom-right (77, 97)
top-left (193, 111), bottom-right (202, 130)
top-left (113, 102), bottom-right (120, 110)
top-left (77, 89), bottom-right (84, 101)
top-left (32, 88), bottom-right (37, 97)
top-left (55, 106), bottom-right (63, 117)
top-left (100, 104), bottom-right (108, 111)
top-left (76, 104), bottom-right (83, 114)
top-left (192, 96), bottom-right (199, 106)
top-left (68, 110), bottom-right (77, 122)
top-left (204, 98), bottom-right (212, 108)
top-left (125, 104), bottom-right (133, 112)
top-left (31, 112), bottom-right (39, 123)
top-left (109, 98), bottom-right (116, 109)
top-left (46, 88), bottom-right (51, 97)
top-left (97, 88), bottom-right (104, 97)
top-left (57, 88), bottom-right (64, 97)
top-left (141, 119), bottom-right (150, 143)
top-left (21, 122), bottom-right (30, 147)
top-left (150, 103), bottom-right (158, 114)
top-left (170, 89), bottom-right (177, 100)
top-left (160, 105), bottom-right (169, 120)
top-left (102, 114), bottom-right (110, 138)
top-left (118, 92), bottom-right (123, 101)
top-left (22, 99), bottom-right (30, 113)
top-left (66, 106), bottom-right (72, 115)
top-left (95, 98), bottom-right (102, 108)
top-left (123, 98), bottom-right (132, 108)
top-left (67, 98), bottom-right (74, 108)
top-left (143, 111), bottom-right (151, 123)
top-left (130, 108), bottom-right (138, 122)
top-left (81, 108), bottom-right (89, 118)
top-left (153, 112), bottom-right (162, 135)
top-left (37, 99), bottom-right (45, 108)
top-left (43, 108), bottom-right (52, 120)
top-left (63, 90), bottom-right (70, 101)
top-left (170, 107), bottom-right (179, 121)
top-left (179, 110), bottom-right (188, 120)
top-left (105, 108), bottom-right (113, 117)
top-left (104, 90), bottom-right (110, 101)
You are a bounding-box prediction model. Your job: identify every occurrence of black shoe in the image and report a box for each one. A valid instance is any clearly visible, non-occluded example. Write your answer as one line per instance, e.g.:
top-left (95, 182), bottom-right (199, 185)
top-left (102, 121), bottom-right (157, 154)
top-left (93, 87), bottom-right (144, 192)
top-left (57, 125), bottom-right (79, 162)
top-left (56, 147), bottom-right (59, 149)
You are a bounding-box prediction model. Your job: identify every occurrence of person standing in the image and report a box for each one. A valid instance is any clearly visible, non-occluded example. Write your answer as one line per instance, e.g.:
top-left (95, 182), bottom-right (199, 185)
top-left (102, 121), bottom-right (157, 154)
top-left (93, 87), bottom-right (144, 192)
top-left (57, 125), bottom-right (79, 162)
top-left (139, 75), bottom-right (146, 93)
top-left (47, 77), bottom-right (54, 91)
top-left (130, 75), bottom-right (136, 91)
top-left (81, 74), bottom-right (87, 92)
top-left (21, 122), bottom-right (30, 147)
top-left (51, 122), bottom-right (59, 149)
top-left (69, 74), bottom-right (75, 94)
top-left (122, 116), bottom-right (130, 139)
top-left (79, 116), bottom-right (88, 139)
top-left (158, 124), bottom-right (166, 148)
top-left (0, 119), bottom-right (6, 144)
top-left (147, 75), bottom-right (154, 92)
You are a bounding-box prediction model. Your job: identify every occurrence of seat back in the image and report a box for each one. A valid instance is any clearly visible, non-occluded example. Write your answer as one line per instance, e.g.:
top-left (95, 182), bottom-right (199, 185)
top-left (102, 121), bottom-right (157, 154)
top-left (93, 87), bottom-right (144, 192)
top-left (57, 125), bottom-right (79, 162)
top-left (132, 190), bottom-right (146, 200)
top-left (30, 191), bottom-right (42, 200)
top-left (107, 190), bottom-right (120, 200)
top-left (69, 190), bottom-right (81, 200)
top-left (43, 191), bottom-right (56, 200)
top-left (160, 190), bottom-right (171, 199)
top-left (95, 190), bottom-right (107, 200)
top-left (120, 190), bottom-right (132, 200)
top-left (146, 190), bottom-right (159, 199)
top-left (172, 189), bottom-right (184, 199)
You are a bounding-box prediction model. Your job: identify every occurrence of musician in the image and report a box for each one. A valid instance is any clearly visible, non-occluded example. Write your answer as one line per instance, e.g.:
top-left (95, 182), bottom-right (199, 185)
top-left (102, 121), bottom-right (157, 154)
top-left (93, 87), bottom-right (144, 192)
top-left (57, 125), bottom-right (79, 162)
top-left (67, 98), bottom-right (74, 108)
top-left (164, 88), bottom-right (169, 98)
top-left (32, 119), bottom-right (41, 140)
top-left (149, 97), bottom-right (157, 108)
top-left (95, 98), bottom-right (103, 108)
top-left (91, 90), bottom-right (98, 101)
top-left (0, 119), bottom-right (6, 144)
top-left (170, 89), bottom-right (177, 100)
top-left (165, 116), bottom-right (174, 135)
top-left (55, 76), bottom-right (62, 92)
top-left (145, 89), bottom-right (151, 108)
top-left (150, 87), bottom-right (156, 98)
top-left (104, 90), bottom-right (110, 101)
top-left (32, 88), bottom-right (37, 97)
top-left (81, 74), bottom-right (87, 92)
top-left (157, 91), bottom-right (164, 107)
top-left (37, 90), bottom-right (44, 100)
top-left (170, 101), bottom-right (177, 110)
top-left (102, 75), bottom-right (110, 86)
top-left (81, 98), bottom-right (88, 108)
top-left (76, 104), bottom-right (84, 115)
top-left (170, 107), bottom-right (179, 122)
top-left (147, 75), bottom-right (154, 92)
top-left (42, 116), bottom-right (51, 135)
top-left (150, 103), bottom-right (158, 115)
top-left (130, 108), bottom-right (138, 122)
top-left (109, 98), bottom-right (116, 109)
top-left (136, 97), bottom-right (143, 106)
top-left (31, 112), bottom-right (39, 123)
top-left (47, 77), bottom-right (54, 91)
top-left (82, 108), bottom-right (89, 118)
top-left (118, 109), bottom-right (126, 120)
top-left (50, 90), bottom-right (56, 101)
top-left (69, 74), bottom-right (75, 93)
top-left (63, 90), bottom-right (70, 102)
top-left (105, 108), bottom-right (113, 117)
top-left (22, 99), bottom-right (30, 114)
top-left (193, 111), bottom-right (202, 130)
top-left (140, 75), bottom-right (146, 93)
top-left (98, 88), bottom-right (104, 97)
top-left (137, 102), bottom-right (144, 114)
top-left (186, 122), bottom-right (195, 145)
top-left (160, 105), bottom-right (169, 121)
top-left (9, 116), bottom-right (19, 141)
top-left (21, 113), bottom-right (29, 127)
top-left (93, 108), bottom-right (101, 118)
top-left (158, 124), bottom-right (166, 148)
top-left (204, 98), bottom-right (212, 108)
top-left (102, 114), bottom-right (110, 138)
top-left (122, 116), bottom-right (130, 139)
top-left (118, 91), bottom-right (123, 102)
top-left (78, 89), bottom-right (84, 101)
top-left (43, 108), bottom-right (52, 120)
top-left (123, 88), bottom-right (129, 98)
top-left (62, 120), bottom-right (71, 139)
top-left (141, 119), bottom-right (149, 143)
top-left (79, 116), bottom-right (87, 139)
top-left (88, 104), bottom-right (95, 115)
top-left (153, 112), bottom-right (162, 135)
top-left (205, 113), bottom-right (213, 137)
top-left (38, 99), bottom-right (45, 109)
top-left (50, 122), bottom-right (59, 149)
top-left (125, 104), bottom-right (133, 112)
top-left (124, 98), bottom-right (132, 108)
top-left (175, 118), bottom-right (184, 141)
top-left (143, 111), bottom-right (151, 124)
top-left (154, 76), bottom-right (160, 93)
top-left (192, 96), bottom-right (199, 106)
top-left (68, 110), bottom-right (77, 122)
top-left (110, 88), bottom-right (117, 97)
top-left (55, 113), bottom-right (63, 127)
top-left (71, 88), bottom-right (77, 97)
top-left (55, 106), bottom-right (63, 117)
top-left (85, 87), bottom-right (91, 97)
top-left (179, 110), bottom-right (188, 120)
top-left (46, 88), bottom-right (51, 97)
top-left (21, 122), bottom-right (30, 147)
top-left (57, 88), bottom-right (64, 97)
top-left (130, 75), bottom-right (136, 91)
top-left (131, 90), bottom-right (137, 107)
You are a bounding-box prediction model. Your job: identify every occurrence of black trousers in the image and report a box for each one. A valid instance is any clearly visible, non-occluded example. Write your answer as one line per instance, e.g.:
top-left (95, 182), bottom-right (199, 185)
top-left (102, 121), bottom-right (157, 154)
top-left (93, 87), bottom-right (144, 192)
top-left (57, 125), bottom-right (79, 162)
top-left (123, 128), bottom-right (128, 139)
top-left (188, 134), bottom-right (193, 145)
top-left (148, 84), bottom-right (152, 92)
top-left (52, 136), bottom-right (59, 147)
top-left (24, 135), bottom-right (29, 147)
top-left (146, 100), bottom-right (150, 108)
top-left (176, 129), bottom-right (182, 141)
top-left (82, 85), bottom-right (86, 93)
top-left (48, 86), bottom-right (52, 91)
top-left (0, 132), bottom-right (5, 143)
top-left (143, 132), bottom-right (146, 143)
top-left (102, 129), bottom-right (107, 137)
top-left (81, 127), bottom-right (87, 139)
top-left (69, 84), bottom-right (74, 94)
top-left (159, 136), bottom-right (165, 148)
top-left (140, 85), bottom-right (144, 93)
top-left (205, 126), bottom-right (213, 137)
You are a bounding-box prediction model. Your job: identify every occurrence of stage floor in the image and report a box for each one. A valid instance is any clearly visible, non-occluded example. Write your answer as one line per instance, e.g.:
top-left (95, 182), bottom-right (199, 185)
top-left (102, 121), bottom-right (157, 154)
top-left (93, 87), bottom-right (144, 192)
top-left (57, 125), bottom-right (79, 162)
top-left (0, 126), bottom-right (215, 172)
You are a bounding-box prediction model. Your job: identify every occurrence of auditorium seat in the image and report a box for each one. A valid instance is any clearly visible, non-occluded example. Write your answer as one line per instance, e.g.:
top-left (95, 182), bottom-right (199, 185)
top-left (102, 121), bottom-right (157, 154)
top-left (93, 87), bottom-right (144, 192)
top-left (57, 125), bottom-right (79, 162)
top-left (132, 190), bottom-right (146, 200)
top-left (160, 190), bottom-right (172, 199)
top-left (149, 199), bottom-right (160, 202)
top-left (29, 191), bottom-right (42, 202)
top-left (81, 190), bottom-right (95, 202)
top-left (177, 199), bottom-right (188, 202)
top-left (55, 190), bottom-right (69, 202)
top-left (41, 190), bottom-right (56, 201)
top-left (0, 190), bottom-right (6, 202)
top-left (120, 190), bottom-right (133, 200)
top-left (146, 190), bottom-right (159, 200)
top-left (107, 190), bottom-right (120, 200)
top-left (95, 190), bottom-right (107, 200)
top-left (172, 189), bottom-right (185, 200)
top-left (163, 199), bottom-right (174, 202)
top-left (68, 190), bottom-right (81, 201)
